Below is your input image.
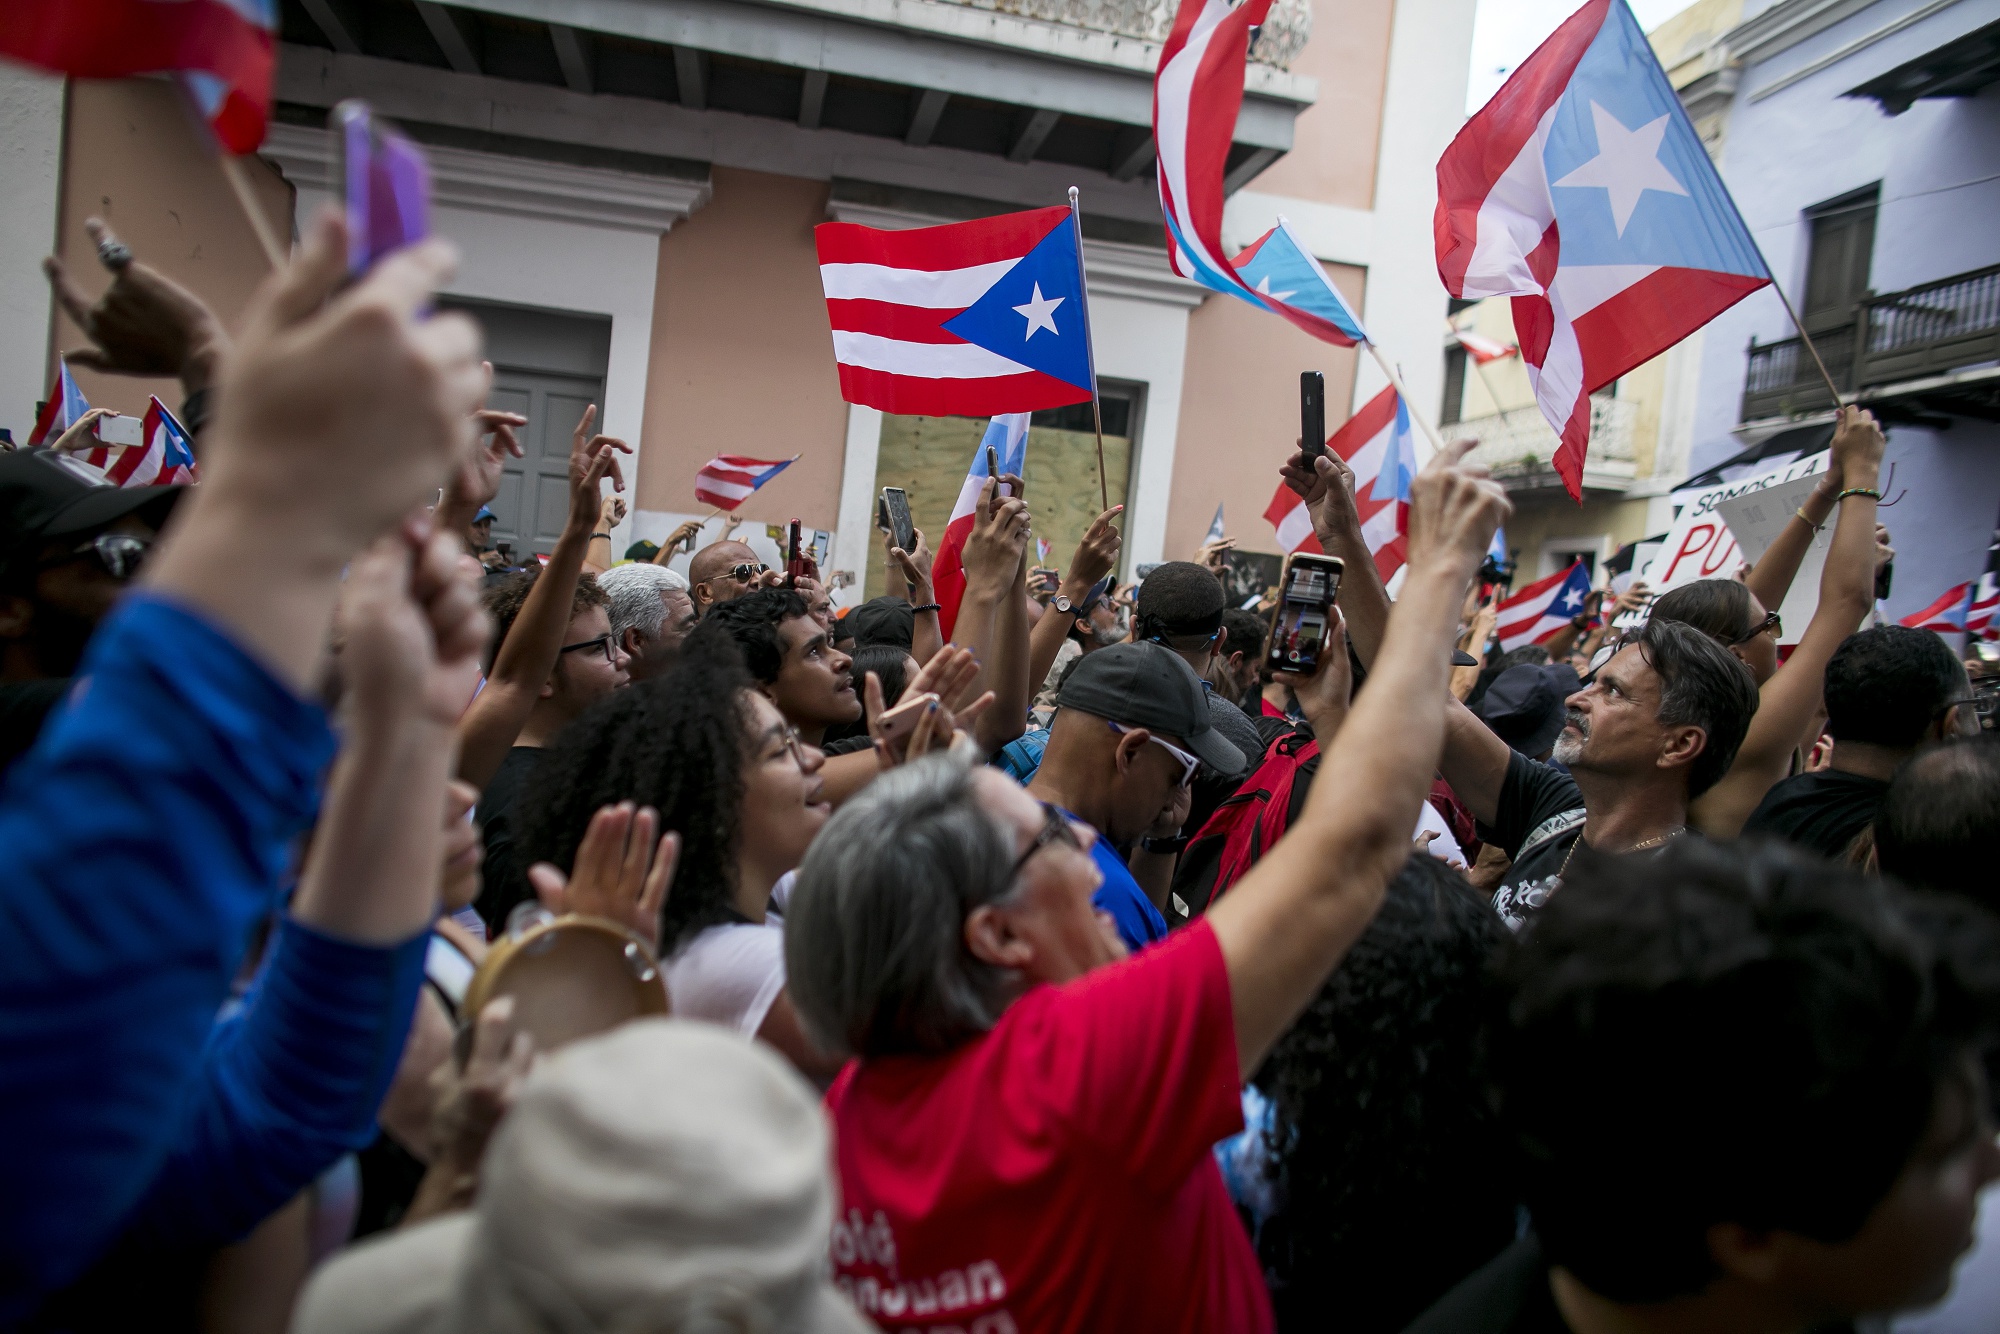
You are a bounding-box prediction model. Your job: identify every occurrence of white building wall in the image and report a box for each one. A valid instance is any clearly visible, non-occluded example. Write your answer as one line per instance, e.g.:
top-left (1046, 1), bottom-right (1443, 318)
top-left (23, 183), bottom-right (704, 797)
top-left (0, 67), bottom-right (63, 440)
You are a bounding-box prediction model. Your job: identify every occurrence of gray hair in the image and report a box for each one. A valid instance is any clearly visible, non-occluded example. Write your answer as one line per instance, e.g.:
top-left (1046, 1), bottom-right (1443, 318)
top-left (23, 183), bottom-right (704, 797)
top-left (597, 563), bottom-right (690, 644)
top-left (783, 753), bottom-right (1020, 1059)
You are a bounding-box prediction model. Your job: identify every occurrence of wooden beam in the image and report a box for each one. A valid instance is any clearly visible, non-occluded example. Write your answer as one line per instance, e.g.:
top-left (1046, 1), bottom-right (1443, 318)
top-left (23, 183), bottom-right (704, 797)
top-left (1222, 145), bottom-right (1281, 193)
top-left (1008, 107), bottom-right (1061, 164)
top-left (1109, 129), bottom-right (1154, 182)
top-left (297, 0), bottom-right (360, 54)
top-left (798, 70), bottom-right (828, 129)
top-left (547, 24), bottom-right (593, 95)
top-left (413, 2), bottom-right (479, 74)
top-left (673, 46), bottom-right (708, 111)
top-left (905, 89), bottom-right (949, 147)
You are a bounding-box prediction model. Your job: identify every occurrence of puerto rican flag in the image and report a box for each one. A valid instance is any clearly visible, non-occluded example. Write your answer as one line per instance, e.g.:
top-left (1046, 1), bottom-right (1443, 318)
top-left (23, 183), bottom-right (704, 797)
top-left (1262, 387), bottom-right (1412, 584)
top-left (1969, 572), bottom-right (2000, 638)
top-left (25, 363), bottom-right (90, 446)
top-left (1435, 0), bottom-right (1769, 501)
top-left (933, 413), bottom-right (1029, 640)
top-left (1453, 326), bottom-right (1518, 364)
top-left (694, 455), bottom-right (794, 511)
top-left (0, 0), bottom-right (278, 153)
top-left (78, 397), bottom-right (199, 487)
top-left (814, 208), bottom-right (1094, 417)
top-left (1495, 561), bottom-right (1593, 652)
top-left (1901, 583), bottom-right (1972, 636)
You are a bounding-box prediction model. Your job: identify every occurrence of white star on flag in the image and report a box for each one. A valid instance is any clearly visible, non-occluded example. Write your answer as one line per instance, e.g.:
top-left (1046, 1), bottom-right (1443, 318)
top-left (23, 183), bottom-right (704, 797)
top-left (1557, 587), bottom-right (1583, 611)
top-left (1013, 283), bottom-right (1063, 340)
top-left (1254, 274), bottom-right (1298, 302)
top-left (1552, 101), bottom-right (1689, 236)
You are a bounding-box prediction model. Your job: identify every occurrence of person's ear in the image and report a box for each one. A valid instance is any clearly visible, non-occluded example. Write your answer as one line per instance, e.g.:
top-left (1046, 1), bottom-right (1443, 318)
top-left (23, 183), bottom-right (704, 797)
top-left (1707, 1221), bottom-right (1786, 1286)
top-left (964, 903), bottom-right (1034, 970)
top-left (0, 594), bottom-right (32, 641)
top-left (621, 626), bottom-right (646, 658)
top-left (1113, 727), bottom-right (1150, 776)
top-left (1659, 723), bottom-right (1707, 774)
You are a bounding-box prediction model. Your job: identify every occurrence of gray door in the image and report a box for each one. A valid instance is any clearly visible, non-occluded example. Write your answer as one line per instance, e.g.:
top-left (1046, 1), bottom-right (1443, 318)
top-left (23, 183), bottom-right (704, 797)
top-left (440, 298), bottom-right (612, 559)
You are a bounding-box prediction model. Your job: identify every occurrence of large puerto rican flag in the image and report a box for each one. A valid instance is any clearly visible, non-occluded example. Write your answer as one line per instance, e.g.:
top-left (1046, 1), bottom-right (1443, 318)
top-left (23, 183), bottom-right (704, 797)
top-left (1263, 387), bottom-right (1413, 584)
top-left (1495, 561), bottom-right (1593, 652)
top-left (1901, 583), bottom-right (1972, 636)
top-left (1435, 0), bottom-right (1770, 500)
top-left (0, 0), bottom-right (278, 153)
top-left (933, 413), bottom-right (1030, 640)
top-left (814, 208), bottom-right (1094, 417)
top-left (25, 363), bottom-right (91, 446)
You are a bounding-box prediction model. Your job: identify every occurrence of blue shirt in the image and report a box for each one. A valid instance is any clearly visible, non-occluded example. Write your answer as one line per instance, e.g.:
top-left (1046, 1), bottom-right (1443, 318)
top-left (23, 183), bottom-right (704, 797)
top-left (0, 594), bottom-right (351, 1315)
top-left (993, 727), bottom-right (1049, 783)
top-left (1060, 806), bottom-right (1169, 951)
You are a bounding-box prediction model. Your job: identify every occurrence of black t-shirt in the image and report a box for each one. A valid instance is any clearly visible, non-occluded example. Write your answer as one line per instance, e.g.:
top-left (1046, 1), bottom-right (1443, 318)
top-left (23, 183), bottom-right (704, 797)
top-left (1401, 1235), bottom-right (1569, 1334)
top-left (1742, 768), bottom-right (1889, 861)
top-left (0, 677), bottom-right (69, 778)
top-left (1483, 752), bottom-right (1587, 930)
top-left (475, 745), bottom-right (546, 935)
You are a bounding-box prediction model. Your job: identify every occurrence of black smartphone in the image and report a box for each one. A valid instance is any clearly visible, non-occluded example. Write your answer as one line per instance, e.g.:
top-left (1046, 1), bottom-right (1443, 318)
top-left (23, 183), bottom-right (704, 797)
top-left (1264, 552), bottom-right (1345, 673)
top-left (881, 487), bottom-right (916, 553)
top-left (495, 541), bottom-right (513, 565)
top-left (1875, 560), bottom-right (1894, 601)
top-left (1300, 371), bottom-right (1326, 464)
top-left (986, 443), bottom-right (1013, 499)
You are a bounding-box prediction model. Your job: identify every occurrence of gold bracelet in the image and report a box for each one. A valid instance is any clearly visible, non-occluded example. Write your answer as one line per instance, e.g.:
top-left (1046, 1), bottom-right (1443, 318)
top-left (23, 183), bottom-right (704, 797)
top-left (1793, 507), bottom-right (1825, 533)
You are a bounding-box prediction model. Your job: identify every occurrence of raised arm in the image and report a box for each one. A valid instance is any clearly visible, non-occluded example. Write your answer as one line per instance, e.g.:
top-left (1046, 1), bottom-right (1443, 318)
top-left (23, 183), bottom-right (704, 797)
top-left (1210, 441), bottom-right (1509, 1078)
top-left (948, 476), bottom-right (1031, 746)
top-left (455, 405), bottom-right (629, 789)
top-left (1743, 466), bottom-right (1843, 616)
top-left (1030, 506), bottom-right (1122, 694)
top-left (890, 529), bottom-right (945, 666)
top-left (433, 374), bottom-right (525, 542)
top-left (1279, 448), bottom-right (1392, 667)
top-left (1692, 408), bottom-right (1886, 837)
top-left (585, 494), bottom-right (627, 573)
top-left (976, 540), bottom-right (1032, 753)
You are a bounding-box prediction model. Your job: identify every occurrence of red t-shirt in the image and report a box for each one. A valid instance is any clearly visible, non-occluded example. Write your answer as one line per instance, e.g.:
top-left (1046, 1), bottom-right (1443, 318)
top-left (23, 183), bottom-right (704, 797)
top-left (823, 920), bottom-right (1273, 1334)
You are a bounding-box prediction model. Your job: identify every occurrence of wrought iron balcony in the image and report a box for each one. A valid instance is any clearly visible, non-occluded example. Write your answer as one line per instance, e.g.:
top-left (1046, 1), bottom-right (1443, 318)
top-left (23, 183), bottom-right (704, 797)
top-left (1443, 396), bottom-right (1638, 494)
top-left (1742, 264), bottom-right (2000, 422)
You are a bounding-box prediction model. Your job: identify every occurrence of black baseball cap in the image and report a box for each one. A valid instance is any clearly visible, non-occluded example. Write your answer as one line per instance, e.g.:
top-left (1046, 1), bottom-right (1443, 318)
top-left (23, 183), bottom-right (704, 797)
top-left (1056, 641), bottom-right (1244, 774)
top-left (0, 449), bottom-right (182, 580)
top-left (848, 596), bottom-right (916, 651)
top-left (1474, 662), bottom-right (1583, 757)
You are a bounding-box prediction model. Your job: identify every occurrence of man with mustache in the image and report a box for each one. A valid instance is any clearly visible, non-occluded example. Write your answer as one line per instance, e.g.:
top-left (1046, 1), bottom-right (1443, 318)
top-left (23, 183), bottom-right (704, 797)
top-left (1435, 616), bottom-right (1759, 928)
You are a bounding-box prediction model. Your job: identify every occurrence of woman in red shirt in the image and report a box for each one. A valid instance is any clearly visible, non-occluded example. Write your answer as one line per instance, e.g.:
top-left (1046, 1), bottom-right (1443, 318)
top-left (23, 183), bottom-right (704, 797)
top-left (782, 443), bottom-right (1510, 1333)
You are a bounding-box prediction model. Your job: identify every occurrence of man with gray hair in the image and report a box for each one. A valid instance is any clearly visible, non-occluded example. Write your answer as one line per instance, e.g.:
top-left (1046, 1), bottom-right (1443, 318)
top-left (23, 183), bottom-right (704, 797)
top-left (782, 439), bottom-right (1511, 1334)
top-left (597, 562), bottom-right (697, 682)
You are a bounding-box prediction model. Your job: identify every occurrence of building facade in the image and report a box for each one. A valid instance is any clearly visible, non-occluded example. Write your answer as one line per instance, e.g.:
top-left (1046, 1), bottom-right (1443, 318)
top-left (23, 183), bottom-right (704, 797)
top-left (1, 0), bottom-right (1475, 604)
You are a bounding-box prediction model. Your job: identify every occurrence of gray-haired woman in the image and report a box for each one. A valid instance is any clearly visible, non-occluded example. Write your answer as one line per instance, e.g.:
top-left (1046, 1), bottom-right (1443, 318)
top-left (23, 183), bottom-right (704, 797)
top-left (783, 441), bottom-right (1511, 1334)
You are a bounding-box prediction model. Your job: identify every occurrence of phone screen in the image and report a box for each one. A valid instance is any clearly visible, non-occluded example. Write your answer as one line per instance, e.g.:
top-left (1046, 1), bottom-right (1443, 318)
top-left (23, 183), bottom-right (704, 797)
top-left (883, 488), bottom-right (915, 553)
top-left (1266, 557), bottom-right (1342, 672)
top-left (1300, 371), bottom-right (1326, 464)
top-left (335, 100), bottom-right (432, 275)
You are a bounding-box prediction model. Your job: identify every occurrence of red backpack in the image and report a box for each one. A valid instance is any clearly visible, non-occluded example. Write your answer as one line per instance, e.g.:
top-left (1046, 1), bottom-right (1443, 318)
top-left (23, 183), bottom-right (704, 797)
top-left (1171, 724), bottom-right (1320, 918)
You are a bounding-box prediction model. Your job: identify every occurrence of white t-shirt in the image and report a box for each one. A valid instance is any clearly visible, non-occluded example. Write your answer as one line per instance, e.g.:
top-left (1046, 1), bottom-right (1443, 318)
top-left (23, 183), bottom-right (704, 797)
top-left (663, 920), bottom-right (787, 1038)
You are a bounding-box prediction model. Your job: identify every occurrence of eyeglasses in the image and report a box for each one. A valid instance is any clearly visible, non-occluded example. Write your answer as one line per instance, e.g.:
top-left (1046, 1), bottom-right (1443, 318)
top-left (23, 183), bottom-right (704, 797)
top-left (1730, 610), bottom-right (1782, 646)
top-left (559, 634), bottom-right (617, 665)
top-left (1011, 801), bottom-right (1086, 880)
top-left (1107, 721), bottom-right (1201, 788)
top-left (723, 562), bottom-right (769, 583)
top-left (769, 723), bottom-right (813, 769)
top-left (37, 531), bottom-right (150, 580)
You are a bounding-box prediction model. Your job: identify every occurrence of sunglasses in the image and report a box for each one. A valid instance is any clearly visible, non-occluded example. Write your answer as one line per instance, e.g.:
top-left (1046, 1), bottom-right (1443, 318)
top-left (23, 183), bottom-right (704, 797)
top-left (1011, 801), bottom-right (1086, 880)
top-left (1730, 610), bottom-right (1783, 646)
top-left (720, 562), bottom-right (769, 583)
top-left (1107, 721), bottom-right (1201, 788)
top-left (559, 634), bottom-right (618, 665)
top-left (37, 531), bottom-right (150, 581)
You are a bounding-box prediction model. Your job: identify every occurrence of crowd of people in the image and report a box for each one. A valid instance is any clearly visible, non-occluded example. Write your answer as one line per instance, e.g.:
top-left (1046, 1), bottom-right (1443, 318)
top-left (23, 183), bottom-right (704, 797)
top-left (2, 210), bottom-right (1997, 1334)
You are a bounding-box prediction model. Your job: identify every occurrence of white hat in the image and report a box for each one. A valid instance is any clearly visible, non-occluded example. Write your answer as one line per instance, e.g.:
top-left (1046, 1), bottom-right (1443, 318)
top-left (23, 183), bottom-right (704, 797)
top-left (294, 1020), bottom-right (869, 1334)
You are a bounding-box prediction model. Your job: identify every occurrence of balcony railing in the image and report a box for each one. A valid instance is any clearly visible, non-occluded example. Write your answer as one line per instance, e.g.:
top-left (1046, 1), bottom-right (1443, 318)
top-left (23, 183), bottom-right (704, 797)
top-left (939, 0), bottom-right (1312, 66)
top-left (1742, 264), bottom-right (2000, 421)
top-left (1443, 396), bottom-right (1638, 492)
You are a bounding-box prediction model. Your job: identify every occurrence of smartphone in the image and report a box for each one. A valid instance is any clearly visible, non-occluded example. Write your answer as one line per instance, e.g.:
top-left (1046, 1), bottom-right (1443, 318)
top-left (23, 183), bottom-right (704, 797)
top-left (1264, 552), bottom-right (1345, 673)
top-left (495, 541), bottom-right (513, 565)
top-left (785, 518), bottom-right (817, 586)
top-left (1300, 371), bottom-right (1327, 464)
top-left (881, 486), bottom-right (916, 553)
top-left (874, 692), bottom-right (940, 748)
top-left (333, 100), bottom-right (432, 275)
top-left (986, 444), bottom-right (1014, 499)
top-left (1875, 559), bottom-right (1894, 602)
top-left (91, 413), bottom-right (145, 448)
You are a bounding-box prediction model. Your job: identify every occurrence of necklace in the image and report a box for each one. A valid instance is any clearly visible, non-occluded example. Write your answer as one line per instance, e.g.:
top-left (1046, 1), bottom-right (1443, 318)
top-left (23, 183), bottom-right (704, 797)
top-left (1558, 824), bottom-right (1685, 879)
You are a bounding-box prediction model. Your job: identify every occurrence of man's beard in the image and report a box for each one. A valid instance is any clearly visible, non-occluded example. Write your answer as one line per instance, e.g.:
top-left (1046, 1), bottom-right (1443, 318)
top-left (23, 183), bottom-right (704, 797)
top-left (1550, 710), bottom-right (1588, 765)
top-left (1090, 615), bottom-right (1128, 648)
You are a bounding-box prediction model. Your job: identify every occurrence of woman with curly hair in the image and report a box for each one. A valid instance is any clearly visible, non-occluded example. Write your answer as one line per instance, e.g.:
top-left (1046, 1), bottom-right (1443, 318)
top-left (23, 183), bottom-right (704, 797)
top-left (517, 644), bottom-right (840, 1079)
top-left (1249, 854), bottom-right (1516, 1332)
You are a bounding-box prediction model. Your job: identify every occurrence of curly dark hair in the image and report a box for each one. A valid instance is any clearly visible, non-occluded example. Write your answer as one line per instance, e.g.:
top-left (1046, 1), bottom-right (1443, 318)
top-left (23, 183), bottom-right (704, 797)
top-left (481, 567), bottom-right (610, 675)
top-left (1253, 854), bottom-right (1515, 1332)
top-left (690, 588), bottom-right (811, 685)
top-left (516, 644), bottom-right (757, 953)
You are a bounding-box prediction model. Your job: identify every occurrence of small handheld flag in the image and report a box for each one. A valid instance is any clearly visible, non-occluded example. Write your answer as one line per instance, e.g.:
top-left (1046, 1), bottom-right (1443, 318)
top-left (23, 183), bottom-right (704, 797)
top-left (79, 397), bottom-right (199, 487)
top-left (1452, 327), bottom-right (1518, 365)
top-left (1205, 503), bottom-right (1226, 545)
top-left (1495, 562), bottom-right (1594, 652)
top-left (26, 364), bottom-right (90, 447)
top-left (815, 208), bottom-right (1095, 417)
top-left (1036, 537), bottom-right (1053, 566)
top-left (1436, 0), bottom-right (1771, 501)
top-left (932, 414), bottom-right (1029, 639)
top-left (694, 455), bottom-right (795, 512)
top-left (1262, 386), bottom-right (1410, 584)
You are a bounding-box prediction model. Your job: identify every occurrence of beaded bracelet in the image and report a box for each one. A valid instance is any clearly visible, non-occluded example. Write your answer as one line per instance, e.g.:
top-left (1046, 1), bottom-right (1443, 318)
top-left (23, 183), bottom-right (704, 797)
top-left (910, 603), bottom-right (943, 614)
top-left (1834, 487), bottom-right (1883, 503)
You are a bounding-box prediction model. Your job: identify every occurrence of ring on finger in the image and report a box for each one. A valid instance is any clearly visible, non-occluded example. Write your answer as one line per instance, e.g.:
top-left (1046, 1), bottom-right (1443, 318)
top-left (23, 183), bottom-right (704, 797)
top-left (97, 238), bottom-right (133, 271)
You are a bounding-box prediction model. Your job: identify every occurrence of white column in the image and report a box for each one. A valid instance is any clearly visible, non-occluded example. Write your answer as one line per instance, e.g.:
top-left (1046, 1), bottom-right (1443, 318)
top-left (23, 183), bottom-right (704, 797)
top-left (1091, 291), bottom-right (1193, 571)
top-left (830, 402), bottom-right (884, 608)
top-left (0, 67), bottom-right (64, 439)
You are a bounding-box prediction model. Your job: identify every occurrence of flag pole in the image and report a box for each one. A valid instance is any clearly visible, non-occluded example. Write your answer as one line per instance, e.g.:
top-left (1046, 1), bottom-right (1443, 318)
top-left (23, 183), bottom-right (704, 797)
top-left (219, 155), bottom-right (287, 271)
top-left (1068, 187), bottom-right (1110, 515)
top-left (1364, 341), bottom-right (1447, 457)
top-left (1768, 281), bottom-right (1848, 414)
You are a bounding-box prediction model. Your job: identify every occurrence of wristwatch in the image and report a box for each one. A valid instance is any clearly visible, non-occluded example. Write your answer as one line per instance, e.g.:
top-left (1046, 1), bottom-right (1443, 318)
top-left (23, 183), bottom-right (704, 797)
top-left (1051, 594), bottom-right (1074, 615)
top-left (1141, 833), bottom-right (1190, 855)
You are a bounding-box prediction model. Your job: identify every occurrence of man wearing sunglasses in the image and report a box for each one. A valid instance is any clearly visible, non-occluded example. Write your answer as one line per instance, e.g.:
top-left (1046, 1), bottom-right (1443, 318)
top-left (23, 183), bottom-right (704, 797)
top-left (1027, 641), bottom-right (1243, 950)
top-left (0, 451), bottom-right (181, 774)
top-left (687, 539), bottom-right (784, 616)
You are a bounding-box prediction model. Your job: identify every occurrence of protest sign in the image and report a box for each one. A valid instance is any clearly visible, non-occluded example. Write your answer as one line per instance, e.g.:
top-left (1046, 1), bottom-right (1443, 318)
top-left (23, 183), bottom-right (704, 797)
top-left (1641, 451), bottom-right (1829, 590)
top-left (1714, 472), bottom-right (1833, 647)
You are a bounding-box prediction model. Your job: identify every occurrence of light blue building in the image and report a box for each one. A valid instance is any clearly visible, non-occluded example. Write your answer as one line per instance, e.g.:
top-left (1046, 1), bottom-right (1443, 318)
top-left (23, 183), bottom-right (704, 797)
top-left (1683, 0), bottom-right (2000, 621)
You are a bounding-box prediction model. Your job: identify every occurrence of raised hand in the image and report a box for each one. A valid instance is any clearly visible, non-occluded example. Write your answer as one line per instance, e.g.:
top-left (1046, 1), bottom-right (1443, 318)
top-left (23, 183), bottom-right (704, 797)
top-left (526, 802), bottom-right (677, 951)
top-left (448, 368), bottom-right (526, 516)
top-left (1829, 405), bottom-right (1886, 482)
top-left (960, 477), bottom-right (1032, 594)
top-left (44, 218), bottom-right (231, 395)
top-left (336, 522), bottom-right (491, 727)
top-left (1275, 604), bottom-right (1352, 732)
top-left (1403, 439), bottom-right (1511, 583)
top-left (439, 780), bottom-right (483, 913)
top-left (47, 407), bottom-right (115, 454)
top-left (565, 403), bottom-right (632, 536)
top-left (1069, 506), bottom-right (1123, 590)
top-left (661, 519), bottom-right (705, 559)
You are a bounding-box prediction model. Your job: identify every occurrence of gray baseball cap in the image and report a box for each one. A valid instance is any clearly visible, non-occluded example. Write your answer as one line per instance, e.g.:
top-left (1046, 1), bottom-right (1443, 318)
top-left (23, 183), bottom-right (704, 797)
top-left (1057, 641), bottom-right (1244, 775)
